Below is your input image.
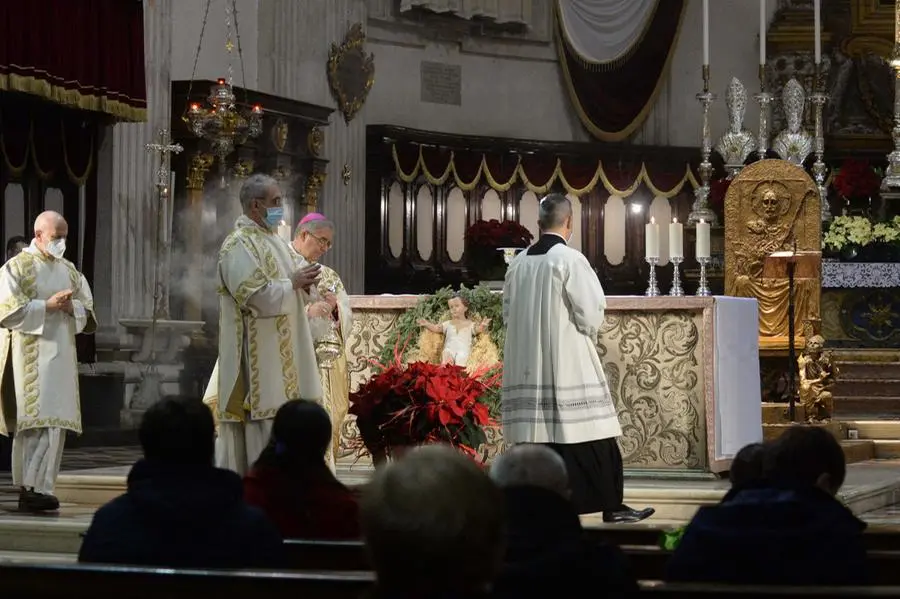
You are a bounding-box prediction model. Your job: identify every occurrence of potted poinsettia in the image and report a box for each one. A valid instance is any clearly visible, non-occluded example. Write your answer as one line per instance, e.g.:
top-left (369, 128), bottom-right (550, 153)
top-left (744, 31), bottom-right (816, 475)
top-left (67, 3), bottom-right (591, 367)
top-left (465, 219), bottom-right (533, 281)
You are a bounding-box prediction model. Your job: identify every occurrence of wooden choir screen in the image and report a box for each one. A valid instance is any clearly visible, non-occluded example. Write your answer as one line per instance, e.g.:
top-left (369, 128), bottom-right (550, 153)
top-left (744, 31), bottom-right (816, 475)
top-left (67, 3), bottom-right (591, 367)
top-left (364, 125), bottom-right (700, 295)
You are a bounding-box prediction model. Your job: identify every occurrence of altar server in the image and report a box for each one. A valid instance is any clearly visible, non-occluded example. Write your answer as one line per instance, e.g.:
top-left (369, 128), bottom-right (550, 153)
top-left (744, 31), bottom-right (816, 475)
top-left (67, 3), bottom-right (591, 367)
top-left (290, 213), bottom-right (353, 468)
top-left (203, 174), bottom-right (323, 475)
top-left (501, 193), bottom-right (653, 522)
top-left (0, 211), bottom-right (96, 512)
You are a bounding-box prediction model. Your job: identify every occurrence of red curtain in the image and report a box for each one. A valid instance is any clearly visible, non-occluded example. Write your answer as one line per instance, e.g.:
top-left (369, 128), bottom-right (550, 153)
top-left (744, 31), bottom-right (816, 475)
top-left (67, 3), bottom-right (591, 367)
top-left (557, 1), bottom-right (685, 142)
top-left (0, 0), bottom-right (146, 122)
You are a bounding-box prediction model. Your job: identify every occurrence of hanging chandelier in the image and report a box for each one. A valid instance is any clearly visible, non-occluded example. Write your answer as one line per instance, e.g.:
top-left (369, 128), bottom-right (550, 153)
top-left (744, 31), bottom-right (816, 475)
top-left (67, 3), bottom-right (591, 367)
top-left (184, 0), bottom-right (262, 181)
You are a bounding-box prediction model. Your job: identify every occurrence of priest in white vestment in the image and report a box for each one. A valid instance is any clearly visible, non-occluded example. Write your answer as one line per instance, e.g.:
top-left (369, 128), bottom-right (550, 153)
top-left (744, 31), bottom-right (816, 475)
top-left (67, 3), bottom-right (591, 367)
top-left (501, 193), bottom-right (653, 522)
top-left (290, 213), bottom-right (353, 470)
top-left (202, 174), bottom-right (323, 475)
top-left (0, 211), bottom-right (95, 512)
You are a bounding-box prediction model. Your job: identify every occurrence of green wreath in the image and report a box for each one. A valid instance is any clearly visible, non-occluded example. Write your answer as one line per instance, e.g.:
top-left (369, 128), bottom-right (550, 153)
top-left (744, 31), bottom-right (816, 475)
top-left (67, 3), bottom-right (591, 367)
top-left (377, 284), bottom-right (505, 416)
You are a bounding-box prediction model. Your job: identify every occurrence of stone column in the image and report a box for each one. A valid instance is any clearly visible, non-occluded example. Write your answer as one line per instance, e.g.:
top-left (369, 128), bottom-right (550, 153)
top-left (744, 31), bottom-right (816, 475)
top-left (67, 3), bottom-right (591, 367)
top-left (94, 0), bottom-right (174, 352)
top-left (257, 0), bottom-right (368, 293)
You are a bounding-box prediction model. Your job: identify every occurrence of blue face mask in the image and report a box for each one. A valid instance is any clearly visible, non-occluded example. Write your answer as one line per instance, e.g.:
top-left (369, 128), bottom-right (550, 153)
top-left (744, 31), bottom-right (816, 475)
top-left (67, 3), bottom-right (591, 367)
top-left (263, 206), bottom-right (283, 228)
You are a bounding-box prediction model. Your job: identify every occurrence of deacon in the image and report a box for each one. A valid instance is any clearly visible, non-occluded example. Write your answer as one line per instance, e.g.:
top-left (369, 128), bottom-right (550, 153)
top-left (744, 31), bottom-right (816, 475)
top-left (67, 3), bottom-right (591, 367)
top-left (501, 193), bottom-right (654, 523)
top-left (290, 213), bottom-right (353, 468)
top-left (203, 174), bottom-right (323, 475)
top-left (0, 211), bottom-right (96, 512)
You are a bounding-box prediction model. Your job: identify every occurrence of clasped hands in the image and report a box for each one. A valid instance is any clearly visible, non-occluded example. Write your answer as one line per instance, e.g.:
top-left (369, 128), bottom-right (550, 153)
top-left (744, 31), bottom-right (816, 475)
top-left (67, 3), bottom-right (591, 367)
top-left (46, 289), bottom-right (74, 315)
top-left (290, 263), bottom-right (337, 320)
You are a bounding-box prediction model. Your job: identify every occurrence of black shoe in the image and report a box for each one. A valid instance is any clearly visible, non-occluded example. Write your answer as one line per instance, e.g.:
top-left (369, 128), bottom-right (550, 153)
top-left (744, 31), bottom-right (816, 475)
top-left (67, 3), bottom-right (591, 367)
top-left (18, 488), bottom-right (60, 513)
top-left (602, 504), bottom-right (655, 523)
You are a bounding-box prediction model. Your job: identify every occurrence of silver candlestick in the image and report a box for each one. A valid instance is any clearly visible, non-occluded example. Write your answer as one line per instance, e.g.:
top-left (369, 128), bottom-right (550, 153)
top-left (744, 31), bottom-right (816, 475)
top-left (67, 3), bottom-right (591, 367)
top-left (688, 69), bottom-right (718, 225)
top-left (669, 257), bottom-right (685, 297)
top-left (645, 257), bottom-right (660, 297)
top-left (810, 90), bottom-right (830, 222)
top-left (883, 42), bottom-right (900, 190)
top-left (696, 257), bottom-right (712, 296)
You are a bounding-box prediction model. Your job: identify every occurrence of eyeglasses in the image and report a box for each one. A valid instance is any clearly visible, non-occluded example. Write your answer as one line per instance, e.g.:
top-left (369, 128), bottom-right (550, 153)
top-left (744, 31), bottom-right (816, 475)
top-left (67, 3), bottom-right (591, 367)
top-left (309, 233), bottom-right (332, 249)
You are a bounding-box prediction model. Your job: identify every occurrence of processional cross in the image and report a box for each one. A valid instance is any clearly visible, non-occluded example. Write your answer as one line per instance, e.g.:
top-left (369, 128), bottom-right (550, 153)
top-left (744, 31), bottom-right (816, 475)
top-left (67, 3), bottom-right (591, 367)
top-left (144, 129), bottom-right (183, 320)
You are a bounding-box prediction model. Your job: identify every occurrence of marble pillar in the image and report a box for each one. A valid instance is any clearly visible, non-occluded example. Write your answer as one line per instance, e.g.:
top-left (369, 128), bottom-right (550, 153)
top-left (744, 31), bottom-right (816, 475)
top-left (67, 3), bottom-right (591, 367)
top-left (257, 0), bottom-right (368, 293)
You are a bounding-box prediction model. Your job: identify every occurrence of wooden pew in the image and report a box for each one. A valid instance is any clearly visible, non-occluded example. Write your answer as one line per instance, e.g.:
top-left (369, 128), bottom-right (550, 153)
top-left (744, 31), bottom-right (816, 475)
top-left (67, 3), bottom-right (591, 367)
top-left (0, 562), bottom-right (373, 599)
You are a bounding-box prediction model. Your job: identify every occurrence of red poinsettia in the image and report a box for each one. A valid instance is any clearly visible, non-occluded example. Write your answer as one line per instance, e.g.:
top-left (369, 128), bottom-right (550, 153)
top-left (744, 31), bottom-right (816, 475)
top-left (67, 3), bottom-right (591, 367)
top-left (708, 177), bottom-right (731, 218)
top-left (349, 341), bottom-right (500, 460)
top-left (832, 158), bottom-right (881, 200)
top-left (466, 219), bottom-right (534, 254)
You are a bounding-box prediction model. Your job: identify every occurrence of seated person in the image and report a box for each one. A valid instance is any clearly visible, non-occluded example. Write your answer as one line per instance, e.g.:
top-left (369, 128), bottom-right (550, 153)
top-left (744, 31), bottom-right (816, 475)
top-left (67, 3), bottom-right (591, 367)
top-left (490, 444), bottom-right (638, 598)
top-left (728, 442), bottom-right (766, 487)
top-left (244, 399), bottom-right (360, 539)
top-left (361, 444), bottom-right (505, 598)
top-left (666, 427), bottom-right (869, 586)
top-left (79, 396), bottom-right (285, 568)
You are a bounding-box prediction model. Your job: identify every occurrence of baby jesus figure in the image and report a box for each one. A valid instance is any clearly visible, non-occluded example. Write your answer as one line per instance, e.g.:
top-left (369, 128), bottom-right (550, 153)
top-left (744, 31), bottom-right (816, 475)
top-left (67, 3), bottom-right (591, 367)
top-left (417, 294), bottom-right (490, 367)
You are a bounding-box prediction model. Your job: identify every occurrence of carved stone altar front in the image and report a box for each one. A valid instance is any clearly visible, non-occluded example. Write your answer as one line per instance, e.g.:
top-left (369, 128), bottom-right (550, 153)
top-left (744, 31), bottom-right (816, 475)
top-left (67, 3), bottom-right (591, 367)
top-left (339, 295), bottom-right (762, 475)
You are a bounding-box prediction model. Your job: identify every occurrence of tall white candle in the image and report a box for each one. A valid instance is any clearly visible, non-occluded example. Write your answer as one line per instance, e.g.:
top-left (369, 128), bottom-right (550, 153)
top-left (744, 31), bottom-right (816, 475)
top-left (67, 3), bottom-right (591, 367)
top-left (813, 0), bottom-right (821, 64)
top-left (278, 220), bottom-right (292, 244)
top-left (669, 217), bottom-right (684, 259)
top-left (702, 0), bottom-right (710, 66)
top-left (645, 216), bottom-right (660, 259)
top-left (696, 219), bottom-right (711, 259)
top-left (760, 0), bottom-right (766, 66)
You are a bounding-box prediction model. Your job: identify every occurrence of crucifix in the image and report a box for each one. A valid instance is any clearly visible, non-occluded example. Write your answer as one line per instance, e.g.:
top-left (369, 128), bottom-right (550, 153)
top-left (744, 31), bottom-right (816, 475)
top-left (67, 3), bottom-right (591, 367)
top-left (145, 129), bottom-right (183, 320)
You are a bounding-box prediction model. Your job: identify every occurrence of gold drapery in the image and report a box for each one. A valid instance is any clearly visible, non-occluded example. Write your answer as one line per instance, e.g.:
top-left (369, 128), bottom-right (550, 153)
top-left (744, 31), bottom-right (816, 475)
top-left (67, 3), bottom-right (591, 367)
top-left (390, 143), bottom-right (699, 198)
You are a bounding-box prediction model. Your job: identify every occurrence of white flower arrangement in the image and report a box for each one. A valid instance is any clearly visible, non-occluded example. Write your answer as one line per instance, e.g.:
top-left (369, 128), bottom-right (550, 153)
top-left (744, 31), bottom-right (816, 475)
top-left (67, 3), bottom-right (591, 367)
top-left (824, 216), bottom-right (900, 251)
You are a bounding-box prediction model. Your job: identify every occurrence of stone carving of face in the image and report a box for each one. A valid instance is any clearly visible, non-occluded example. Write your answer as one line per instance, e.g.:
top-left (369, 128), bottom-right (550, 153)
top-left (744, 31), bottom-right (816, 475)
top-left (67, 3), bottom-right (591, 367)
top-left (762, 189), bottom-right (781, 220)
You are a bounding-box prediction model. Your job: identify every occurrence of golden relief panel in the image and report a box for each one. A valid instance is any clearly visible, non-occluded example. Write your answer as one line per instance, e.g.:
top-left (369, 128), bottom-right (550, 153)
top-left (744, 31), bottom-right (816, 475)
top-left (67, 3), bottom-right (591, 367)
top-left (338, 304), bottom-right (708, 470)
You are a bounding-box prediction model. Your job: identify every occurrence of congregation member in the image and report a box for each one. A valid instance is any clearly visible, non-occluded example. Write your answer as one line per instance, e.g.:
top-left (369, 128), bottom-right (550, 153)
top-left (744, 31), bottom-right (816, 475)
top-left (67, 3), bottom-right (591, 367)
top-left (501, 193), bottom-right (653, 523)
top-left (0, 211), bottom-right (95, 512)
top-left (79, 396), bottom-right (285, 568)
top-left (5, 236), bottom-right (26, 263)
top-left (203, 173), bottom-right (322, 475)
top-left (290, 213), bottom-right (353, 467)
top-left (666, 426), bottom-right (870, 586)
top-left (490, 444), bottom-right (638, 598)
top-left (244, 399), bottom-right (360, 539)
top-left (360, 444), bottom-right (505, 598)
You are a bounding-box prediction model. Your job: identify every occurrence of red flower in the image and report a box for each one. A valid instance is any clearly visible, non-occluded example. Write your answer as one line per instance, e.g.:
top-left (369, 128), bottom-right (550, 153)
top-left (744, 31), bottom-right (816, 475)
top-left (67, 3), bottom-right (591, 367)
top-left (832, 159), bottom-right (880, 200)
top-left (466, 219), bottom-right (534, 254)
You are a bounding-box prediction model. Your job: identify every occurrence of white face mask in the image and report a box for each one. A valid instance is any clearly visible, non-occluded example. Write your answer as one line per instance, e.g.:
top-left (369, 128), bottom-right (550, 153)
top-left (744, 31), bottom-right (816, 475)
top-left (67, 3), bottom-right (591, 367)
top-left (46, 238), bottom-right (66, 259)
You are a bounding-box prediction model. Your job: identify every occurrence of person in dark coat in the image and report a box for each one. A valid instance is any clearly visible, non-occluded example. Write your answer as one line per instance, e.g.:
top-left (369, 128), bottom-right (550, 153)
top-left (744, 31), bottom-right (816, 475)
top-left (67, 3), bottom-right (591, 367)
top-left (490, 444), bottom-right (638, 598)
top-left (78, 396), bottom-right (285, 568)
top-left (244, 399), bottom-right (360, 539)
top-left (666, 427), bottom-right (869, 586)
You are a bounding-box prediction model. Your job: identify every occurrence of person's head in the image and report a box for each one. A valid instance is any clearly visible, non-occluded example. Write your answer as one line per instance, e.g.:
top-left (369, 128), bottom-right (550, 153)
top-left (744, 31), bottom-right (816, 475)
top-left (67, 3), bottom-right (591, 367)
top-left (5, 236), bottom-right (27, 261)
top-left (730, 442), bottom-right (766, 488)
top-left (292, 213), bottom-right (334, 262)
top-left (267, 399), bottom-right (333, 465)
top-left (537, 193), bottom-right (573, 241)
top-left (239, 174), bottom-right (283, 229)
top-left (139, 396), bottom-right (215, 467)
top-left (33, 211), bottom-right (67, 259)
top-left (763, 425), bottom-right (846, 496)
top-left (361, 444), bottom-right (506, 595)
top-left (490, 443), bottom-right (570, 498)
top-left (448, 293), bottom-right (469, 320)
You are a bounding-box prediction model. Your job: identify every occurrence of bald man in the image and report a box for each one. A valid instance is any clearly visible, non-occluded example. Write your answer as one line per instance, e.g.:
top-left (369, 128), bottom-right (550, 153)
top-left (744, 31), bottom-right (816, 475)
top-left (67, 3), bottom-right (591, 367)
top-left (0, 211), bottom-right (96, 511)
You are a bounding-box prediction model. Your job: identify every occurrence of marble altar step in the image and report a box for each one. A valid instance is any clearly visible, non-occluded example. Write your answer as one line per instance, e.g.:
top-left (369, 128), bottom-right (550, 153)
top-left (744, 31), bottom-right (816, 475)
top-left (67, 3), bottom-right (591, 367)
top-left (835, 361), bottom-right (900, 379)
top-left (836, 421), bottom-right (900, 459)
top-left (832, 350), bottom-right (900, 363)
top-left (761, 402), bottom-right (806, 424)
top-left (834, 396), bottom-right (900, 418)
top-left (761, 422), bottom-right (875, 463)
top-left (832, 377), bottom-right (900, 397)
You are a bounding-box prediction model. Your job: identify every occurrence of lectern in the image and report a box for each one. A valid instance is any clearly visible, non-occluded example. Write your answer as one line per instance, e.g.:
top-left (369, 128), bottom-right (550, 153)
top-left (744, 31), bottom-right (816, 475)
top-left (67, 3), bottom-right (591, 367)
top-left (763, 249), bottom-right (821, 421)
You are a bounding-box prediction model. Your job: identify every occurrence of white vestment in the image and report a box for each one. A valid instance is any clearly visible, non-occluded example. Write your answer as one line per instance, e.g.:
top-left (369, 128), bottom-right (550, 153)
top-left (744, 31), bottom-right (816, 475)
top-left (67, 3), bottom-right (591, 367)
top-left (202, 216), bottom-right (322, 475)
top-left (0, 242), bottom-right (96, 494)
top-left (501, 235), bottom-right (621, 445)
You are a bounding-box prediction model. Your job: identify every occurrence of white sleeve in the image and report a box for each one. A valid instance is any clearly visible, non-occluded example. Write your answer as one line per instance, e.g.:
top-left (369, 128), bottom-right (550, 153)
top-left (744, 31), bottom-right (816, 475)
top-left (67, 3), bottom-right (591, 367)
top-left (562, 253), bottom-right (606, 338)
top-left (0, 260), bottom-right (46, 336)
top-left (2, 300), bottom-right (47, 336)
top-left (246, 280), bottom-right (295, 318)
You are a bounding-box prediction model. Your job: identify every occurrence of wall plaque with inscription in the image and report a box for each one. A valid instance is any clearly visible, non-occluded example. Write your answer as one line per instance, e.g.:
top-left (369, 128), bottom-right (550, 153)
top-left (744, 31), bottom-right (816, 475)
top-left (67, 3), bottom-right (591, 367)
top-left (421, 61), bottom-right (462, 106)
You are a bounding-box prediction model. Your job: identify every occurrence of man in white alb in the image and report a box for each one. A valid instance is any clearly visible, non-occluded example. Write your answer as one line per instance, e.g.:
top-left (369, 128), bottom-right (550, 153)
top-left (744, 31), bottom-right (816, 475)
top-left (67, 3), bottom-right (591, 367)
top-left (501, 193), bottom-right (653, 522)
top-left (0, 211), bottom-right (96, 511)
top-left (203, 174), bottom-right (323, 475)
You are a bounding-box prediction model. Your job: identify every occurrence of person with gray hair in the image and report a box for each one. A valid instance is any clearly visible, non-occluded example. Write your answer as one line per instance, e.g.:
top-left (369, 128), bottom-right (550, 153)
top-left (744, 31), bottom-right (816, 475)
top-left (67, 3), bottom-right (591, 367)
top-left (289, 212), bottom-right (353, 468)
top-left (489, 444), bottom-right (639, 598)
top-left (202, 174), bottom-right (323, 475)
top-left (501, 192), bottom-right (653, 523)
top-left (360, 444), bottom-right (506, 598)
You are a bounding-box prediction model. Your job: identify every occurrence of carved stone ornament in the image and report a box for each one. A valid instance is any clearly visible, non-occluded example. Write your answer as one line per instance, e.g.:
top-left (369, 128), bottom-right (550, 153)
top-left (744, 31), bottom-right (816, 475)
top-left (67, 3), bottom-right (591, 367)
top-left (772, 78), bottom-right (813, 165)
top-left (233, 158), bottom-right (255, 179)
top-left (187, 153), bottom-right (214, 190)
top-left (715, 77), bottom-right (756, 176)
top-left (305, 171), bottom-right (327, 210)
top-left (272, 118), bottom-right (289, 153)
top-left (308, 126), bottom-right (324, 157)
top-left (327, 23), bottom-right (375, 124)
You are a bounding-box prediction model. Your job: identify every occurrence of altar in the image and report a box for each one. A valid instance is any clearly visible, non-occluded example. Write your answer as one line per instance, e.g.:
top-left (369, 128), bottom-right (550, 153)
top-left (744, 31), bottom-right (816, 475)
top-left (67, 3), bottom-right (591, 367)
top-left (821, 262), bottom-right (900, 348)
top-left (341, 294), bottom-right (761, 476)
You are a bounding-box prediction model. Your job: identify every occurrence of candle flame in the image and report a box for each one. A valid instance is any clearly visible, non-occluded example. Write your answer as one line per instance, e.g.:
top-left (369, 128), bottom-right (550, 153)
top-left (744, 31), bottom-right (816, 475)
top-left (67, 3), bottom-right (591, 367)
top-left (699, 218), bottom-right (706, 224)
top-left (650, 216), bottom-right (656, 224)
top-left (672, 217), bottom-right (678, 223)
